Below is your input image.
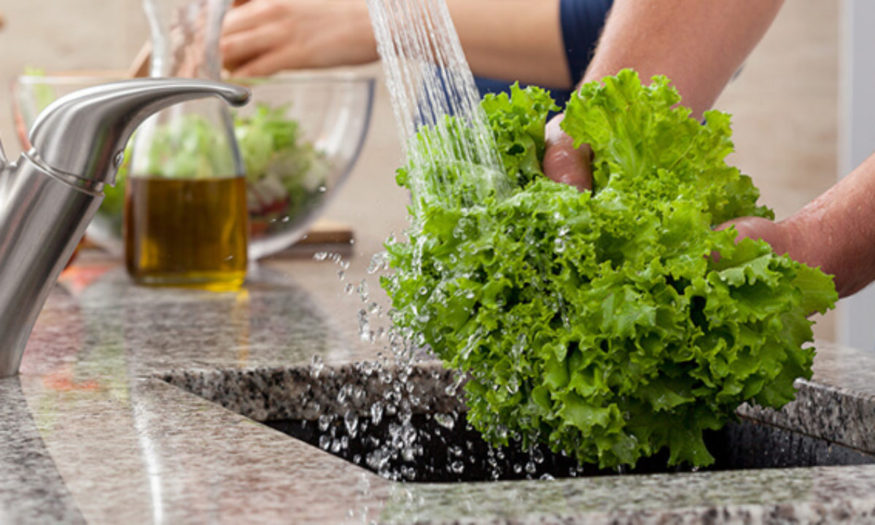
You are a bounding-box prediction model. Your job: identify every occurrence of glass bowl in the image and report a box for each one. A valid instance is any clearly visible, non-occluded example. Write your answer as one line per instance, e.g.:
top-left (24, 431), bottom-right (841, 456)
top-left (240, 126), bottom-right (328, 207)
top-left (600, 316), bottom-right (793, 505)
top-left (12, 71), bottom-right (375, 259)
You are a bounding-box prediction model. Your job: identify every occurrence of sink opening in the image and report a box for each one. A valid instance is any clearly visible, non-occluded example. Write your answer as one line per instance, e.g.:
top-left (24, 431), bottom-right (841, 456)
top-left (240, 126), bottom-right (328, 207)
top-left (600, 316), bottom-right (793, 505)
top-left (265, 412), bottom-right (875, 482)
top-left (165, 363), bottom-right (875, 483)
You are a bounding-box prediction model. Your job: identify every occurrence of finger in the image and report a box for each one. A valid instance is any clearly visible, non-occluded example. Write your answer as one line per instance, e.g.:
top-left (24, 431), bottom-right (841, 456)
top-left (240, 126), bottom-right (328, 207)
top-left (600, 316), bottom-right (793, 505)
top-left (221, 25), bottom-right (281, 70)
top-left (717, 216), bottom-right (788, 253)
top-left (222, 0), bottom-right (271, 36)
top-left (543, 114), bottom-right (591, 192)
top-left (232, 47), bottom-right (304, 77)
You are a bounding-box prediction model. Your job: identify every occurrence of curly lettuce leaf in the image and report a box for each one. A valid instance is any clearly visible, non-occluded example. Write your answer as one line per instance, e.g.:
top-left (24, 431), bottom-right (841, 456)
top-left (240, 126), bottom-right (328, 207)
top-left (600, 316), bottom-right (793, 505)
top-left (381, 70), bottom-right (837, 469)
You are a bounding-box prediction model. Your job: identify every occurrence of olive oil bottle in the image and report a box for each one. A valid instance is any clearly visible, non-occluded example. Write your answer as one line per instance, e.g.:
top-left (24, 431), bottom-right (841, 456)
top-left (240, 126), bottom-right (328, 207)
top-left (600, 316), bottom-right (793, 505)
top-left (125, 0), bottom-right (249, 291)
top-left (124, 176), bottom-right (248, 291)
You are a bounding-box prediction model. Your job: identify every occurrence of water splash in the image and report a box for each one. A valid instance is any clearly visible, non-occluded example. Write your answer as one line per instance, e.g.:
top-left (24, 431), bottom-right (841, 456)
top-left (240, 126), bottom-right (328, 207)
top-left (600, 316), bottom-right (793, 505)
top-left (299, 0), bottom-right (578, 482)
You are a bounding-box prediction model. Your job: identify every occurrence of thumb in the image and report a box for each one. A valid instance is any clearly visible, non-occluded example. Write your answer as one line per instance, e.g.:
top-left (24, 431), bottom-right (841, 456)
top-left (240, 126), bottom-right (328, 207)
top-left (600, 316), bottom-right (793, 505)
top-left (543, 114), bottom-right (592, 192)
top-left (718, 216), bottom-right (790, 255)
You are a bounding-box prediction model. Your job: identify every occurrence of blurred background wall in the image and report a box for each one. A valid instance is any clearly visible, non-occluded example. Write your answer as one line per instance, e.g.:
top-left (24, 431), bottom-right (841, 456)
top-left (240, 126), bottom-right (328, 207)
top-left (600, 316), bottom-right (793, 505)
top-left (0, 0), bottom-right (839, 340)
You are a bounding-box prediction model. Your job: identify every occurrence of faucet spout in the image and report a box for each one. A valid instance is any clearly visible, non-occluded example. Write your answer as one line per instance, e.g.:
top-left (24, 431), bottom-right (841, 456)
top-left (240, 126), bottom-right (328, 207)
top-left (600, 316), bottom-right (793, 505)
top-left (0, 79), bottom-right (250, 377)
top-left (28, 78), bottom-right (249, 187)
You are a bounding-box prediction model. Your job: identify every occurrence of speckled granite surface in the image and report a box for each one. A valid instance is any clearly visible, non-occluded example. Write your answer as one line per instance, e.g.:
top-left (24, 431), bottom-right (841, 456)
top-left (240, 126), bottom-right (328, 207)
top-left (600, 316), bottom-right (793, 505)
top-left (4, 254), bottom-right (875, 524)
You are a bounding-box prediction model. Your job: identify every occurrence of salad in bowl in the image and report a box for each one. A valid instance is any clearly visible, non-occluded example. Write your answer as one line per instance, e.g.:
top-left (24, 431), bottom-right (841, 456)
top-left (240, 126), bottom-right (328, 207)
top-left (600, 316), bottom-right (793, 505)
top-left (14, 71), bottom-right (375, 259)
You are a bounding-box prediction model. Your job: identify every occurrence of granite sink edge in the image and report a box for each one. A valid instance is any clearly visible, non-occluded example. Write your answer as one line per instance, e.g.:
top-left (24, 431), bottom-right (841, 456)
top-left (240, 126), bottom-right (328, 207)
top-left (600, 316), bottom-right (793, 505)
top-left (153, 362), bottom-right (875, 524)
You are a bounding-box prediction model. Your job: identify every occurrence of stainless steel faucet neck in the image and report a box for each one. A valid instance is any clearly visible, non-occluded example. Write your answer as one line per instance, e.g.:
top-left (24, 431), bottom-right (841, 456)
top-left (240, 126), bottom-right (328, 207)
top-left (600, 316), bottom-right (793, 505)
top-left (0, 79), bottom-right (249, 377)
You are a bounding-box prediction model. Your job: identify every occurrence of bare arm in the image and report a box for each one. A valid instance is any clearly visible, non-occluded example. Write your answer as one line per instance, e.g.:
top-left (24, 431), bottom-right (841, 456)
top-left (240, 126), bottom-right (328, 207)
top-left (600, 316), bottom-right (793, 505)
top-left (544, 0), bottom-right (875, 296)
top-left (544, 0), bottom-right (784, 192)
top-left (221, 0), bottom-right (570, 87)
top-left (221, 0), bottom-right (376, 74)
top-left (449, 0), bottom-right (569, 88)
top-left (580, 0), bottom-right (783, 117)
top-left (728, 154), bottom-right (875, 298)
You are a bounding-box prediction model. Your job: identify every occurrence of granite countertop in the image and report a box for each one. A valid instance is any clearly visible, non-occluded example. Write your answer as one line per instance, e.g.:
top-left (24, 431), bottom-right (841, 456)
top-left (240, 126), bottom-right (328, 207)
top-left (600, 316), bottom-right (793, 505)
top-left (3, 252), bottom-right (875, 524)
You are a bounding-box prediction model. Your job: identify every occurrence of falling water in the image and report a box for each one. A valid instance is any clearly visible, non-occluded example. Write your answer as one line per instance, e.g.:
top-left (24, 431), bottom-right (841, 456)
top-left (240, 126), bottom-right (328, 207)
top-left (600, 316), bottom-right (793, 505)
top-left (360, 0), bottom-right (505, 480)
top-left (365, 0), bottom-right (505, 193)
top-left (304, 249), bottom-right (590, 482)
top-left (301, 0), bottom-right (539, 482)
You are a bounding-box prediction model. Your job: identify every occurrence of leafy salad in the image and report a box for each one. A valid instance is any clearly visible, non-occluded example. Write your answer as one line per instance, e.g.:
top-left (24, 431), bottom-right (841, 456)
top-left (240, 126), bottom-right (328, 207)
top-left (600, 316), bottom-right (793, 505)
top-left (103, 103), bottom-right (328, 237)
top-left (381, 70), bottom-right (837, 468)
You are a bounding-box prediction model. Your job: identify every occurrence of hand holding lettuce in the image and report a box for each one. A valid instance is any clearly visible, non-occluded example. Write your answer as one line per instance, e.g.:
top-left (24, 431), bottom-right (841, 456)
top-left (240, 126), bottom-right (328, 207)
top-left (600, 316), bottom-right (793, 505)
top-left (381, 70), bottom-right (837, 469)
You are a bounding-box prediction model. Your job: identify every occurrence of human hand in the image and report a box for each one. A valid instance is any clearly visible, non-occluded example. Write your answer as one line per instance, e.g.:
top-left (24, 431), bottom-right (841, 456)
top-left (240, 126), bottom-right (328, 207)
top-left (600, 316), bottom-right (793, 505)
top-left (718, 216), bottom-right (798, 258)
top-left (542, 113), bottom-right (593, 192)
top-left (221, 0), bottom-right (376, 76)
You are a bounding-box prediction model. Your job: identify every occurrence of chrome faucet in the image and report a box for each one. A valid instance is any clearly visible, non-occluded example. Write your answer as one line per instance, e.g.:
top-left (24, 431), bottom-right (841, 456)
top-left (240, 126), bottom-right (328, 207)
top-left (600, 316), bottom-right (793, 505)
top-left (0, 79), bottom-right (249, 377)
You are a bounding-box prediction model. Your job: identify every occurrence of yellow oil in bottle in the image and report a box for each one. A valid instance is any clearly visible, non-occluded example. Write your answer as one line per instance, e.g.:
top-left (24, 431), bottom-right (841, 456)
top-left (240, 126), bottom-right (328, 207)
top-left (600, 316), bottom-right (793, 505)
top-left (124, 176), bottom-right (249, 291)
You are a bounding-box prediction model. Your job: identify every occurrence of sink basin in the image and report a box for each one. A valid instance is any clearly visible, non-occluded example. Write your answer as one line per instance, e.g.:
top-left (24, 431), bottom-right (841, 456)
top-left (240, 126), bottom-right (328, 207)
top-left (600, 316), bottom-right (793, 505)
top-left (164, 362), bottom-right (875, 483)
top-left (265, 412), bottom-right (875, 482)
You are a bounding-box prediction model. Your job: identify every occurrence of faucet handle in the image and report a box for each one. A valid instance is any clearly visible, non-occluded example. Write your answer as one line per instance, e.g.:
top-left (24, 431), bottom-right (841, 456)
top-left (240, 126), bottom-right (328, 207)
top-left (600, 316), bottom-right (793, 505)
top-left (27, 78), bottom-right (249, 187)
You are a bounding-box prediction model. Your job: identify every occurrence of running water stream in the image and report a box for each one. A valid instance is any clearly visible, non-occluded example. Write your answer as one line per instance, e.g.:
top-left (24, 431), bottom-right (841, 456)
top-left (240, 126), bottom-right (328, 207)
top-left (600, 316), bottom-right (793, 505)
top-left (365, 0), bottom-right (504, 188)
top-left (361, 0), bottom-right (502, 479)
top-left (300, 0), bottom-right (550, 481)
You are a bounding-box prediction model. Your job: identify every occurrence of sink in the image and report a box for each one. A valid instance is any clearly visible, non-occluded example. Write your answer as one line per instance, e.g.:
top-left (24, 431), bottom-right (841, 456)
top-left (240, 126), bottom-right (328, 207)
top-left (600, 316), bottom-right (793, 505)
top-left (264, 412), bottom-right (874, 482)
top-left (163, 361), bottom-right (875, 483)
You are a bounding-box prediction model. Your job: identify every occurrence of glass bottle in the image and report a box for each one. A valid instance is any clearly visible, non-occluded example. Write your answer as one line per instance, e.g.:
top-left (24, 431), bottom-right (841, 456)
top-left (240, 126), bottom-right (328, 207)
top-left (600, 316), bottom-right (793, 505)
top-left (125, 0), bottom-right (248, 291)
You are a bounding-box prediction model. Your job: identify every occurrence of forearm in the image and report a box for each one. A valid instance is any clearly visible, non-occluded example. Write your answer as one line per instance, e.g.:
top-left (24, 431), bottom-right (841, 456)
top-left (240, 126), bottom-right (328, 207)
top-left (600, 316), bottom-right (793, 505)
top-left (582, 0), bottom-right (783, 117)
top-left (781, 154), bottom-right (875, 297)
top-left (223, 0), bottom-right (571, 84)
top-left (448, 0), bottom-right (570, 88)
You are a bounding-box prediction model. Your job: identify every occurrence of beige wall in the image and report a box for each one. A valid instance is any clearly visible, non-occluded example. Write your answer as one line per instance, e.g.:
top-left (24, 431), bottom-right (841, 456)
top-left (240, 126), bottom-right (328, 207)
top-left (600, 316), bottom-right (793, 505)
top-left (0, 1), bottom-right (147, 150)
top-left (714, 0), bottom-right (839, 339)
top-left (0, 0), bottom-right (838, 339)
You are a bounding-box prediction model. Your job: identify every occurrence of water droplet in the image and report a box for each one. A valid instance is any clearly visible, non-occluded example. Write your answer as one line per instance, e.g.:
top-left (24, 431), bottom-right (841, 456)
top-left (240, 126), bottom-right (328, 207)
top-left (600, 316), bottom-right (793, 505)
top-left (358, 308), bottom-right (371, 342)
top-left (313, 252), bottom-right (329, 261)
top-left (434, 413), bottom-right (455, 430)
top-left (357, 279), bottom-right (369, 302)
top-left (370, 402), bottom-right (383, 425)
top-left (449, 460), bottom-right (464, 474)
top-left (310, 355), bottom-right (324, 378)
top-left (343, 410), bottom-right (359, 437)
top-left (444, 373), bottom-right (466, 396)
top-left (355, 386), bottom-right (368, 404)
top-left (368, 251), bottom-right (389, 274)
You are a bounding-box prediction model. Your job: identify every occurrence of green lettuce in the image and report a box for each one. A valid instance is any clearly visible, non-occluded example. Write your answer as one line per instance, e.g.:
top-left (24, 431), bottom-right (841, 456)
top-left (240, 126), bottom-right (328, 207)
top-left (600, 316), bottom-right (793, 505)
top-left (381, 70), bottom-right (837, 468)
top-left (234, 103), bottom-right (328, 227)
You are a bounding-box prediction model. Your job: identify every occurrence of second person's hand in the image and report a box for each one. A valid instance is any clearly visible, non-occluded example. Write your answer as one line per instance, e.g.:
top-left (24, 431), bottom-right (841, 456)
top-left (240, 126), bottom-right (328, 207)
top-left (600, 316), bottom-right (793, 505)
top-left (221, 0), bottom-right (377, 77)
